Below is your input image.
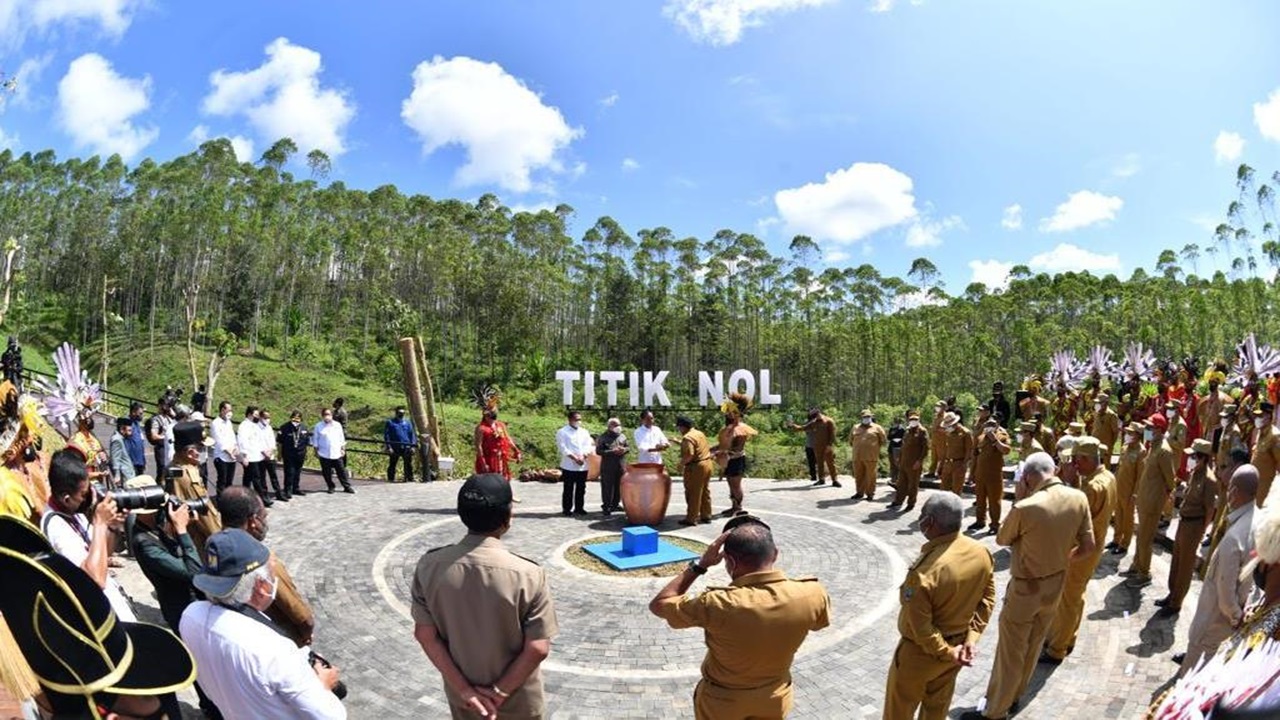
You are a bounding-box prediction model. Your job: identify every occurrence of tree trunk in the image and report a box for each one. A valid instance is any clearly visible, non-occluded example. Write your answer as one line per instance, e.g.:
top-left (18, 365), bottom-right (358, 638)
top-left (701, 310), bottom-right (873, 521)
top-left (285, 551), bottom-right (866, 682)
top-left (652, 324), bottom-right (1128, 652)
top-left (399, 338), bottom-right (434, 479)
top-left (415, 335), bottom-right (441, 452)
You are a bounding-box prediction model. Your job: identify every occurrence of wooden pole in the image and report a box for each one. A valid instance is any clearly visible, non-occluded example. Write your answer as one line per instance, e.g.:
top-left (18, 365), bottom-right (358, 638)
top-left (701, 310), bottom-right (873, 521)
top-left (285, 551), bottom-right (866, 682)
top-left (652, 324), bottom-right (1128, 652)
top-left (415, 336), bottom-right (442, 467)
top-left (398, 338), bottom-right (432, 481)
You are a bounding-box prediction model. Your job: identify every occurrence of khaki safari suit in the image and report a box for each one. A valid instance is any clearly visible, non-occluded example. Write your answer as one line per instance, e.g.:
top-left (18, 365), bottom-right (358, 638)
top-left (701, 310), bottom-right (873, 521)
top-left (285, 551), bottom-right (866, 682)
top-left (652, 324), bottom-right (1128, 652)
top-left (411, 533), bottom-right (558, 720)
top-left (266, 551), bottom-right (315, 647)
top-left (973, 427), bottom-right (1010, 526)
top-left (1045, 463), bottom-right (1116, 659)
top-left (1167, 463), bottom-right (1216, 610)
top-left (1090, 408), bottom-right (1122, 461)
top-left (681, 428), bottom-right (716, 524)
top-left (1111, 438), bottom-right (1145, 552)
top-left (797, 414), bottom-right (838, 484)
top-left (851, 422), bottom-right (888, 499)
top-left (983, 477), bottom-right (1092, 719)
top-left (1035, 425), bottom-right (1056, 456)
top-left (940, 425), bottom-right (973, 495)
top-left (929, 410), bottom-right (947, 476)
top-left (893, 425), bottom-right (930, 508)
top-left (169, 462), bottom-right (222, 562)
top-left (1132, 438), bottom-right (1176, 579)
top-left (884, 533), bottom-right (995, 720)
top-left (654, 570), bottom-right (831, 720)
top-left (1252, 423), bottom-right (1280, 507)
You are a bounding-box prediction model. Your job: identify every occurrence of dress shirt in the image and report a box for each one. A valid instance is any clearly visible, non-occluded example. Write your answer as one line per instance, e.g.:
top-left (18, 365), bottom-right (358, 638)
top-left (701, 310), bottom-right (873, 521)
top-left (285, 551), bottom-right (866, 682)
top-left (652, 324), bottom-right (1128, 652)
top-left (210, 417), bottom-right (238, 462)
top-left (42, 511), bottom-right (137, 622)
top-left (180, 601), bottom-right (346, 719)
top-left (238, 419), bottom-right (264, 463)
top-left (633, 424), bottom-right (669, 464)
top-left (556, 424), bottom-right (595, 472)
top-left (312, 420), bottom-right (346, 460)
top-left (257, 421), bottom-right (278, 460)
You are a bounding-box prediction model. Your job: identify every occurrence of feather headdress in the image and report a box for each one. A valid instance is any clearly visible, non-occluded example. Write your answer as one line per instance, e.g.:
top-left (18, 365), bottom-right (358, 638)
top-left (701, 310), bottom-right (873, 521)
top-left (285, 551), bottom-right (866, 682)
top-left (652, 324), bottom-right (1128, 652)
top-left (470, 383), bottom-right (501, 413)
top-left (1083, 345), bottom-right (1117, 383)
top-left (1120, 342), bottom-right (1157, 382)
top-left (719, 391), bottom-right (753, 417)
top-left (1047, 350), bottom-right (1083, 392)
top-left (1202, 359), bottom-right (1228, 387)
top-left (0, 381), bottom-right (47, 464)
top-left (1021, 374), bottom-right (1044, 394)
top-left (33, 343), bottom-right (101, 439)
top-left (1230, 333), bottom-right (1280, 387)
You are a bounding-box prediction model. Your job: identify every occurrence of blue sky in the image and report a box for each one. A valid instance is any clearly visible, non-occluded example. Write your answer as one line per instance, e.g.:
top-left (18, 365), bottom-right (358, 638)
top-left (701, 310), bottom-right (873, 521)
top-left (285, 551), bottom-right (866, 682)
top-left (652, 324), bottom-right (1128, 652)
top-left (1, 0), bottom-right (1278, 291)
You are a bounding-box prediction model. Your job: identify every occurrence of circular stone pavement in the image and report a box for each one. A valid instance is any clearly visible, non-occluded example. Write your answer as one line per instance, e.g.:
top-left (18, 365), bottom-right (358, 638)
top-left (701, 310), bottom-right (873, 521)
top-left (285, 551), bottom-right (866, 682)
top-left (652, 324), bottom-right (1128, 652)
top-left (116, 473), bottom-right (1195, 719)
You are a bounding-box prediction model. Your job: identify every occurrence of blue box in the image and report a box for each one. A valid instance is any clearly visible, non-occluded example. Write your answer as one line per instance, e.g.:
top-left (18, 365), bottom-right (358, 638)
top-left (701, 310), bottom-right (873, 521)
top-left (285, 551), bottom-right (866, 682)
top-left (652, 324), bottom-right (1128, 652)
top-left (583, 536), bottom-right (698, 571)
top-left (622, 526), bottom-right (659, 555)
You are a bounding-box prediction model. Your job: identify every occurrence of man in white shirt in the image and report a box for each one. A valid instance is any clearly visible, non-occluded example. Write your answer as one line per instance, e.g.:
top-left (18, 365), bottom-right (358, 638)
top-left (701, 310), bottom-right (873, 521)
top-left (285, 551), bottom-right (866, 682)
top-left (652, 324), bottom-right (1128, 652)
top-left (634, 409), bottom-right (670, 465)
top-left (182, 529), bottom-right (346, 720)
top-left (314, 408), bottom-right (355, 494)
top-left (41, 448), bottom-right (137, 621)
top-left (556, 410), bottom-right (595, 516)
top-left (258, 408), bottom-right (288, 503)
top-left (211, 400), bottom-right (239, 492)
top-left (238, 405), bottom-right (274, 507)
top-left (1177, 464), bottom-right (1259, 674)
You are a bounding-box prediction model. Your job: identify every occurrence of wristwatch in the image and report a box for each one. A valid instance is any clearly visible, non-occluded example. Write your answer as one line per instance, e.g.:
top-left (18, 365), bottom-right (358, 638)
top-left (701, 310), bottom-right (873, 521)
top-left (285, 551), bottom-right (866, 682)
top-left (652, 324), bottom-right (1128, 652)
top-left (686, 560), bottom-right (707, 575)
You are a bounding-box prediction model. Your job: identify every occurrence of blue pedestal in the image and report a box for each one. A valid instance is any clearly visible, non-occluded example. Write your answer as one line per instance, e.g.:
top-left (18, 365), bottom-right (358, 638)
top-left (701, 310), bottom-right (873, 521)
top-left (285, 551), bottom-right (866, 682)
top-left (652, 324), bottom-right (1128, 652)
top-left (583, 526), bottom-right (698, 570)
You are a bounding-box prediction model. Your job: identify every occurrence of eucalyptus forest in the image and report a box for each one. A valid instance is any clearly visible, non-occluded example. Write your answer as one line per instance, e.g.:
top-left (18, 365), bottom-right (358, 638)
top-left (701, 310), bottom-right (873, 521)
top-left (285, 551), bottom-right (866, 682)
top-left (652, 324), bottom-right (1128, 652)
top-left (0, 137), bottom-right (1277, 412)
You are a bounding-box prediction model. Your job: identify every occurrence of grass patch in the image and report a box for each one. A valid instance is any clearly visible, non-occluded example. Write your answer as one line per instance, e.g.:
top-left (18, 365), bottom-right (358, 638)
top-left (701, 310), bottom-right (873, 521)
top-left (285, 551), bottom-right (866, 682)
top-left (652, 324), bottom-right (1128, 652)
top-left (566, 534), bottom-right (709, 577)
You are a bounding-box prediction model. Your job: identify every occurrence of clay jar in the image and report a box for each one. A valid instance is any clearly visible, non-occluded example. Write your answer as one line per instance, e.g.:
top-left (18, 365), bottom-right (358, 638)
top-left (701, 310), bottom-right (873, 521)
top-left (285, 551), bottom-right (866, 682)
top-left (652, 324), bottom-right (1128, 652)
top-left (620, 462), bottom-right (671, 526)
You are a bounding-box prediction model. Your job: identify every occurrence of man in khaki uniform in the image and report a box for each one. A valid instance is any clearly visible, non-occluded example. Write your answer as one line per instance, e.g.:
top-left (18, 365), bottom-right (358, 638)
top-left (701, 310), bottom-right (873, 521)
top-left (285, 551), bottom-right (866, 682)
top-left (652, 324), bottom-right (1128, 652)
top-left (939, 413), bottom-right (973, 496)
top-left (1214, 407), bottom-right (1247, 506)
top-left (960, 452), bottom-right (1093, 720)
top-left (928, 401), bottom-right (948, 477)
top-left (890, 411), bottom-right (930, 511)
top-left (1089, 393), bottom-right (1122, 462)
top-left (1033, 414), bottom-right (1055, 455)
top-left (651, 515), bottom-right (831, 720)
top-left (884, 494), bottom-right (995, 720)
top-left (1125, 414), bottom-right (1175, 586)
top-left (412, 474), bottom-right (558, 719)
top-left (1157, 439), bottom-right (1217, 615)
top-left (969, 417), bottom-right (1010, 533)
top-left (790, 407), bottom-right (840, 487)
top-left (1164, 399), bottom-right (1189, 467)
top-left (850, 409), bottom-right (888, 500)
top-left (1251, 401), bottom-right (1280, 506)
top-left (678, 416), bottom-right (716, 526)
top-left (1014, 421), bottom-right (1044, 456)
top-left (1198, 377), bottom-right (1232, 439)
top-left (1043, 437), bottom-right (1116, 662)
top-left (1108, 422), bottom-right (1145, 556)
top-left (168, 421), bottom-right (222, 561)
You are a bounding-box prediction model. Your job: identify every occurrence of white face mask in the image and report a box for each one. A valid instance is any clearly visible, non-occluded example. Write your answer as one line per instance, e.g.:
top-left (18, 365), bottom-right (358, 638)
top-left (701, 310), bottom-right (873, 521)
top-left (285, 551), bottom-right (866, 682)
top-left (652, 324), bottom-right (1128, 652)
top-left (1015, 433), bottom-right (1025, 444)
top-left (1221, 418), bottom-right (1230, 428)
top-left (1188, 458), bottom-right (1200, 472)
top-left (1094, 403), bottom-right (1102, 411)
top-left (908, 420), bottom-right (919, 428)
top-left (861, 418), bottom-right (872, 425)
top-left (1125, 433), bottom-right (1137, 444)
top-left (1256, 418), bottom-right (1267, 429)
top-left (1166, 410), bottom-right (1176, 419)
top-left (1143, 429), bottom-right (1154, 442)
top-left (570, 421), bottom-right (581, 429)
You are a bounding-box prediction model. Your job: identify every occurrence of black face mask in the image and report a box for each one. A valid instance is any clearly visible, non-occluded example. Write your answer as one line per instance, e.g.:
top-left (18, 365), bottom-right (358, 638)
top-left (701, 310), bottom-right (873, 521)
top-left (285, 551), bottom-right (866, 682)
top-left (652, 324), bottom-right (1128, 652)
top-left (1256, 562), bottom-right (1269, 592)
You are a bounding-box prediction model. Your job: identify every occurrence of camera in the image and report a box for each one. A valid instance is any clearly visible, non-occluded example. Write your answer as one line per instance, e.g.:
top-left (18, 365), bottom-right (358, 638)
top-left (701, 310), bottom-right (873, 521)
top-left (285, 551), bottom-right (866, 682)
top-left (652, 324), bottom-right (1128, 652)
top-left (309, 651), bottom-right (348, 699)
top-left (90, 483), bottom-right (211, 516)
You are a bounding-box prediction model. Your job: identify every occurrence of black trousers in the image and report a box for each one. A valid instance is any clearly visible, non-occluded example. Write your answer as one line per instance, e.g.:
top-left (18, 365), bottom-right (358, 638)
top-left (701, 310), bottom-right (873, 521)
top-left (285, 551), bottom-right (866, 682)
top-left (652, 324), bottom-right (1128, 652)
top-left (320, 457), bottom-right (351, 490)
top-left (241, 461), bottom-right (271, 501)
top-left (804, 447), bottom-right (818, 482)
top-left (387, 448), bottom-right (415, 483)
top-left (283, 454), bottom-right (304, 493)
top-left (600, 471), bottom-right (621, 512)
top-left (562, 469), bottom-right (587, 513)
top-left (261, 458), bottom-right (282, 494)
top-left (214, 458), bottom-right (236, 491)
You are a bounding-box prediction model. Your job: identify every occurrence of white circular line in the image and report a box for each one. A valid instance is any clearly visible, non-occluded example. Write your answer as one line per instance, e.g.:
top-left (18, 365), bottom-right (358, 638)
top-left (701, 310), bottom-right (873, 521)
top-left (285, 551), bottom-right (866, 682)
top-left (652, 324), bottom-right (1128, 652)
top-left (371, 504), bottom-right (909, 681)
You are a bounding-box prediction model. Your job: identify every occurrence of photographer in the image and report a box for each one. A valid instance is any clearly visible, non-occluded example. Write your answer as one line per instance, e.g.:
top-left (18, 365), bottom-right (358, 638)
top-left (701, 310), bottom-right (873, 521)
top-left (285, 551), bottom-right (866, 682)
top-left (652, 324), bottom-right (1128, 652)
top-left (126, 475), bottom-right (203, 631)
top-left (40, 448), bottom-right (137, 621)
top-left (182, 529), bottom-right (347, 719)
top-left (170, 420), bottom-right (224, 559)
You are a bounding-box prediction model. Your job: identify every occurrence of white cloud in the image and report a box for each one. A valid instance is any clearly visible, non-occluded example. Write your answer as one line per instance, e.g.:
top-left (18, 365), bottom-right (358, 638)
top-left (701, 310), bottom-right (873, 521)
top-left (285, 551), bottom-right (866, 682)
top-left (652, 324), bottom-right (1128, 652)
top-left (1001, 203), bottom-right (1023, 230)
top-left (1028, 243), bottom-right (1121, 274)
top-left (870, 0), bottom-right (924, 11)
top-left (1255, 88), bottom-right (1280, 142)
top-left (905, 214), bottom-right (964, 248)
top-left (1111, 153), bottom-right (1140, 178)
top-left (1214, 131), bottom-right (1245, 164)
top-left (774, 162), bottom-right (918, 244)
top-left (599, 91), bottom-right (619, 107)
top-left (663, 0), bottom-right (835, 46)
top-left (621, 157), bottom-right (640, 172)
top-left (825, 248), bottom-right (851, 265)
top-left (203, 37), bottom-right (355, 157)
top-left (56, 53), bottom-right (156, 160)
top-left (968, 259), bottom-right (1013, 290)
top-left (188, 124), bottom-right (208, 144)
top-left (0, 126), bottom-right (17, 149)
top-left (0, 0), bottom-right (142, 48)
top-left (401, 55), bottom-right (582, 194)
top-left (1038, 190), bottom-right (1123, 233)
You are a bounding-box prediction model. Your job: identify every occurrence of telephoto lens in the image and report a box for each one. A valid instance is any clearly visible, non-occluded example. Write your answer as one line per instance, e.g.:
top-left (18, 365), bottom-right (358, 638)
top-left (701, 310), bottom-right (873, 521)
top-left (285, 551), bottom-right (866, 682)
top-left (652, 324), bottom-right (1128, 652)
top-left (110, 485), bottom-right (168, 512)
top-left (171, 496), bottom-right (212, 516)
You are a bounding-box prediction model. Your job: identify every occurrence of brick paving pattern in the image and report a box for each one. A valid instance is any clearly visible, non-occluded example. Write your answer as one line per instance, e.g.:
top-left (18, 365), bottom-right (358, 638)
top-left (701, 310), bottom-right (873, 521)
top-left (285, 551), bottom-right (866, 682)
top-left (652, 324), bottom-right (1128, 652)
top-left (112, 471), bottom-right (1196, 718)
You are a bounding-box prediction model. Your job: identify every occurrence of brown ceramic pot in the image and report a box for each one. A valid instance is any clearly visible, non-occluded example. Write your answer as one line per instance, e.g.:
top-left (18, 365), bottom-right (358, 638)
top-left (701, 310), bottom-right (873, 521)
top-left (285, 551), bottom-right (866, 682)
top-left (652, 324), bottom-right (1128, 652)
top-left (620, 462), bottom-right (671, 526)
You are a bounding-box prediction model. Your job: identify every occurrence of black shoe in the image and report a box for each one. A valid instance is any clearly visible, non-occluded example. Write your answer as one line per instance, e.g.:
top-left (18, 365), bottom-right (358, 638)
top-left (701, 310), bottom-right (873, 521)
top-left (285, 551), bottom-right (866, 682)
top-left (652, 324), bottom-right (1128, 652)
top-left (679, 519), bottom-right (697, 526)
top-left (1157, 606), bottom-right (1181, 617)
top-left (343, 487), bottom-right (355, 494)
top-left (1154, 597), bottom-right (1171, 608)
top-left (293, 489), bottom-right (306, 497)
top-left (276, 492), bottom-right (290, 502)
top-left (1159, 519), bottom-right (1171, 529)
top-left (958, 712), bottom-right (995, 720)
top-left (562, 510), bottom-right (572, 516)
top-left (989, 523), bottom-right (999, 535)
top-left (968, 521), bottom-right (986, 532)
top-left (904, 503), bottom-right (915, 511)
top-left (572, 509), bottom-right (588, 516)
top-left (326, 487), bottom-right (335, 494)
top-left (851, 493), bottom-right (863, 500)
top-left (887, 502), bottom-right (901, 509)
top-left (810, 480), bottom-right (826, 486)
top-left (1105, 541), bottom-right (1119, 551)
top-left (698, 517), bottom-right (713, 524)
top-left (262, 499), bottom-right (274, 507)
top-left (1038, 650), bottom-right (1063, 665)
top-left (831, 480), bottom-right (843, 488)
top-left (866, 493), bottom-right (875, 501)
top-left (1111, 546), bottom-right (1127, 556)
top-left (1171, 652), bottom-right (1186, 665)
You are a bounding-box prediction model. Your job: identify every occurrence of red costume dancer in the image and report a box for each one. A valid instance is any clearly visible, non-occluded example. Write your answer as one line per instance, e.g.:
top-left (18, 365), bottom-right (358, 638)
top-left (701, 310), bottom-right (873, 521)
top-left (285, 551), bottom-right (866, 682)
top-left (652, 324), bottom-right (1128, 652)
top-left (471, 385), bottom-right (521, 481)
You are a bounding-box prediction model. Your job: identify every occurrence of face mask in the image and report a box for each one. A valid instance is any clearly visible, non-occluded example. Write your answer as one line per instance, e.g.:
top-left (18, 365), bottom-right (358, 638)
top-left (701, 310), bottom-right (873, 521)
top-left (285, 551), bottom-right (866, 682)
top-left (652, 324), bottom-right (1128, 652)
top-left (1221, 418), bottom-right (1230, 428)
top-left (1257, 418), bottom-right (1267, 429)
top-left (1143, 429), bottom-right (1154, 442)
top-left (1166, 411), bottom-right (1176, 419)
top-left (1016, 433), bottom-right (1025, 444)
top-left (908, 420), bottom-right (919, 428)
top-left (1094, 403), bottom-right (1102, 411)
top-left (1188, 458), bottom-right (1200, 472)
top-left (861, 418), bottom-right (871, 425)
top-left (570, 421), bottom-right (581, 429)
top-left (1124, 434), bottom-right (1137, 444)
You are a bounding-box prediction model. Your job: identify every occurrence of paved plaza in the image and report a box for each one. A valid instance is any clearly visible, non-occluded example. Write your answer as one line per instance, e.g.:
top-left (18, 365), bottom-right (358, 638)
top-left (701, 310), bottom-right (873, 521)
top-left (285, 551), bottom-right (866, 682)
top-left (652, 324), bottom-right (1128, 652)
top-left (115, 472), bottom-right (1195, 719)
